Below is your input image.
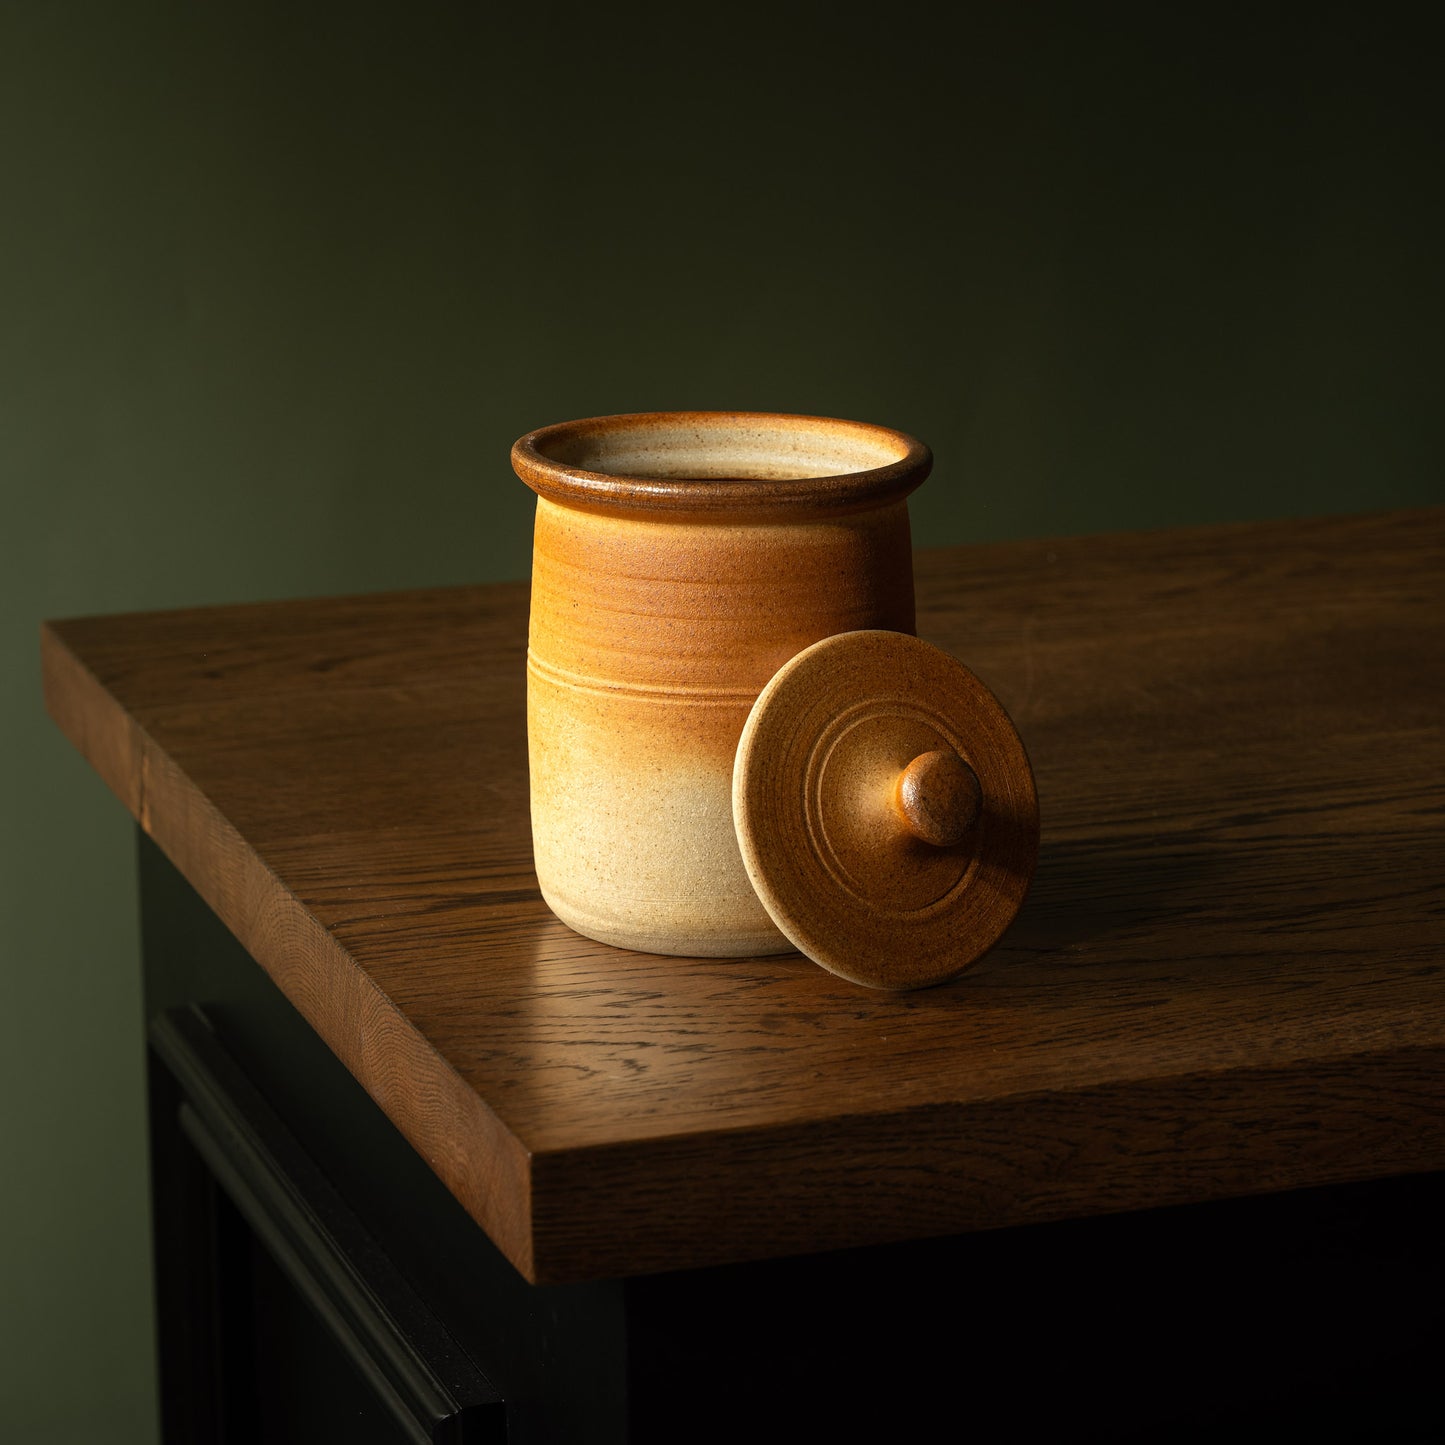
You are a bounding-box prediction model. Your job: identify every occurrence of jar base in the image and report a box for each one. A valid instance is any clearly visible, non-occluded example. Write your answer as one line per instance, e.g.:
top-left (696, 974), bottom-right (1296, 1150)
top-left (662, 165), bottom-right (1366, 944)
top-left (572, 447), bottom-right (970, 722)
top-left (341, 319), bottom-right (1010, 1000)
top-left (541, 889), bottom-right (797, 959)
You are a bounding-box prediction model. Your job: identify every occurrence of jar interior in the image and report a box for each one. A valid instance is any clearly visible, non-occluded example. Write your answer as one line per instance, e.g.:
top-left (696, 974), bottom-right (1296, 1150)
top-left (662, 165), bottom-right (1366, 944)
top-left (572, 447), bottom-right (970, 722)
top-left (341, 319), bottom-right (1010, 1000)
top-left (536, 416), bottom-right (915, 482)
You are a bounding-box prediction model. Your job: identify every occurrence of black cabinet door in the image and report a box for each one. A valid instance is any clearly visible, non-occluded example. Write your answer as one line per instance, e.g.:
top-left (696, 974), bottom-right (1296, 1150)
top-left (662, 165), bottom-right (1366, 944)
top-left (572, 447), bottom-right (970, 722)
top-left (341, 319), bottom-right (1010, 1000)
top-left (149, 1005), bottom-right (504, 1445)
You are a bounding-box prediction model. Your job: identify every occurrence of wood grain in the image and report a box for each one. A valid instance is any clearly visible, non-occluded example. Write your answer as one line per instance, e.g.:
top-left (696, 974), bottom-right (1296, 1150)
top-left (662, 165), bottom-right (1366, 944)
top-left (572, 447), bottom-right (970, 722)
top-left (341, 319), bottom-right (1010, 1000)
top-left (42, 509), bottom-right (1445, 1283)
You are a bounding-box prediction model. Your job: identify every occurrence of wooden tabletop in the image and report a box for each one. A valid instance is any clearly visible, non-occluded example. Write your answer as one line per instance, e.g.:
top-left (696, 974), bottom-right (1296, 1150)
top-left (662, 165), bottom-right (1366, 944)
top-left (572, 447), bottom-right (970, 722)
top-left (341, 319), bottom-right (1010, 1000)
top-left (42, 508), bottom-right (1445, 1285)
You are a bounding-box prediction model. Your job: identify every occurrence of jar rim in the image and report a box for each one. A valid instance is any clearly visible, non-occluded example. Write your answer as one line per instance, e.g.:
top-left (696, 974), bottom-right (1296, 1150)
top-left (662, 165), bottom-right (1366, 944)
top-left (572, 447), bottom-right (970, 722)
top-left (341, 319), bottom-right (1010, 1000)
top-left (511, 411), bottom-right (931, 519)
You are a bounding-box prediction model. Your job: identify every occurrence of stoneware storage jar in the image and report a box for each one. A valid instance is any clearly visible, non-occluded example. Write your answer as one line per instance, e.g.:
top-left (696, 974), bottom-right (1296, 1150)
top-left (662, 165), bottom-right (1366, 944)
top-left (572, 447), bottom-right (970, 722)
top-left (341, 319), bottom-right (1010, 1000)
top-left (512, 412), bottom-right (1038, 990)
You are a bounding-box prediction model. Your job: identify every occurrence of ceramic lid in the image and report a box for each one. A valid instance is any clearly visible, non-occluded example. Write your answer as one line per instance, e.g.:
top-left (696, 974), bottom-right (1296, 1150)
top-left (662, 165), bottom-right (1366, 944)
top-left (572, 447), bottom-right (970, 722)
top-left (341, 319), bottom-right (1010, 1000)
top-left (732, 630), bottom-right (1039, 990)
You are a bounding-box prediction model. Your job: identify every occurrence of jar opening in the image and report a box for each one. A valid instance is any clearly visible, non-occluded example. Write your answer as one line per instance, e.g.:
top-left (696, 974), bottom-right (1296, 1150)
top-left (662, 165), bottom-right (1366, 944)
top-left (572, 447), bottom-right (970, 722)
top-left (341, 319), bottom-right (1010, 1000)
top-left (512, 411), bottom-right (931, 518)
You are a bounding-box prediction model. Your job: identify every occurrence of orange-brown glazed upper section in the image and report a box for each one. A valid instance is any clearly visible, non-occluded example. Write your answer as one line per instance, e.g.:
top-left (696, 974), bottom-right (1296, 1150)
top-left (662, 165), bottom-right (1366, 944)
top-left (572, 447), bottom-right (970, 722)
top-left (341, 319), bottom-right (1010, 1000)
top-left (512, 411), bottom-right (932, 520)
top-left (528, 499), bottom-right (916, 698)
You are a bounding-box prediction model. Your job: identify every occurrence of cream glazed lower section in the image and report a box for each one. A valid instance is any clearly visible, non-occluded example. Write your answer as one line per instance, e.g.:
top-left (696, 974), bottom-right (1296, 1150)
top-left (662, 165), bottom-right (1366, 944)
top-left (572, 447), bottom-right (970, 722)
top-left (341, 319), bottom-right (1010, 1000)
top-left (527, 658), bottom-right (793, 957)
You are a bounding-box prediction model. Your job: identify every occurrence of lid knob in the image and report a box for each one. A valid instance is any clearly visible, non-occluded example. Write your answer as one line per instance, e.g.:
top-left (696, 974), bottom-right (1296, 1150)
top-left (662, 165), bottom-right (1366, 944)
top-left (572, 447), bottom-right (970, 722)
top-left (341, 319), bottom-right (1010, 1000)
top-left (894, 749), bottom-right (982, 847)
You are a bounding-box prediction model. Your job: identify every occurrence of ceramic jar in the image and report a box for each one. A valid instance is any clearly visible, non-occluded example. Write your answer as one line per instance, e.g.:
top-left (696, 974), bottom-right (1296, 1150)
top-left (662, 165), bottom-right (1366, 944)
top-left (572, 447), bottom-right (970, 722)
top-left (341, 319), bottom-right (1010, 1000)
top-left (513, 412), bottom-right (931, 957)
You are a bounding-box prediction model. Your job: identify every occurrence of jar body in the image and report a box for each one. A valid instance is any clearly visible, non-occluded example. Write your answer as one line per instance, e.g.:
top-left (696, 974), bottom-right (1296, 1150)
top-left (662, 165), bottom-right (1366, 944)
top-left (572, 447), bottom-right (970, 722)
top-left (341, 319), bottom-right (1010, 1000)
top-left (527, 495), bottom-right (916, 955)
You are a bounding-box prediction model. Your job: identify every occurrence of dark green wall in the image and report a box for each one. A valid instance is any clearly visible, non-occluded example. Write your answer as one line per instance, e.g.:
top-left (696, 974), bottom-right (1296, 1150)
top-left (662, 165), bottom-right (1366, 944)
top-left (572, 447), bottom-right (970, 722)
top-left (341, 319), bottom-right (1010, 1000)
top-left (2, 3), bottom-right (1441, 1436)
